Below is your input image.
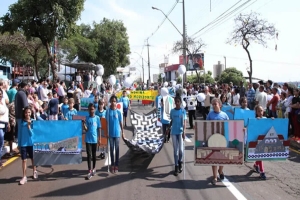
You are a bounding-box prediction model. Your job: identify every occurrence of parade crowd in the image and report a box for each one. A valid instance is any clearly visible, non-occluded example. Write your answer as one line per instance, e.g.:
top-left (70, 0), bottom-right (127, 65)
top-left (0, 76), bottom-right (299, 186)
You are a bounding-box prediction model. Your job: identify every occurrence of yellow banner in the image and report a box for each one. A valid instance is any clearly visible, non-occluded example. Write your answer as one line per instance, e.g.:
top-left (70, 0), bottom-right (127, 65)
top-left (116, 90), bottom-right (158, 101)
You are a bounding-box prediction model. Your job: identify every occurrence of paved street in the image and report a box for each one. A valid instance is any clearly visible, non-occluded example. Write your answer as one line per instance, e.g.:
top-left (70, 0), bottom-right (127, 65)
top-left (1, 103), bottom-right (300, 200)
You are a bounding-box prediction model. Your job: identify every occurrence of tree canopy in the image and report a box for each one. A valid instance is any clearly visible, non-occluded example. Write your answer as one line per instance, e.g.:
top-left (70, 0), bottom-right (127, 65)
top-left (0, 0), bottom-right (85, 80)
top-left (215, 67), bottom-right (245, 85)
top-left (227, 12), bottom-right (276, 84)
top-left (60, 19), bottom-right (130, 77)
top-left (187, 70), bottom-right (214, 84)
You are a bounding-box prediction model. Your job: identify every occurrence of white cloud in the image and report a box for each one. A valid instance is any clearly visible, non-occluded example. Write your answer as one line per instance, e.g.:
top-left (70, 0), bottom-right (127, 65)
top-left (108, 0), bottom-right (140, 20)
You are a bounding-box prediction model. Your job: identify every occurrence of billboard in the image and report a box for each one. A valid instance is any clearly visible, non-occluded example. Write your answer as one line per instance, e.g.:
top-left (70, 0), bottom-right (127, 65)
top-left (179, 53), bottom-right (204, 71)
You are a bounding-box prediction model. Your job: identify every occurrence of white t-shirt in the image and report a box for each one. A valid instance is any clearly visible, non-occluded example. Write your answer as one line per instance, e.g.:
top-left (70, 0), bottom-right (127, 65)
top-left (256, 91), bottom-right (268, 110)
top-left (233, 93), bottom-right (240, 106)
top-left (226, 92), bottom-right (232, 104)
top-left (0, 97), bottom-right (8, 128)
top-left (267, 94), bottom-right (273, 110)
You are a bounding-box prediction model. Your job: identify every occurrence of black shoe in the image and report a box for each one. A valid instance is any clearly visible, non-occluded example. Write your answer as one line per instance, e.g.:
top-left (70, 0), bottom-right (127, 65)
top-left (218, 170), bottom-right (225, 180)
top-left (173, 166), bottom-right (178, 176)
top-left (178, 162), bottom-right (183, 173)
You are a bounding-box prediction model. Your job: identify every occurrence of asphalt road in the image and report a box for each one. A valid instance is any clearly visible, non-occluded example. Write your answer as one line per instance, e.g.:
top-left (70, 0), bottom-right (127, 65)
top-left (1, 102), bottom-right (300, 200)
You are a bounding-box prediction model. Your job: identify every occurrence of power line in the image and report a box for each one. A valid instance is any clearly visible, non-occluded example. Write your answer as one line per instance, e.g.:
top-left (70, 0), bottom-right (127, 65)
top-left (193, 0), bottom-right (256, 39)
top-left (191, 0), bottom-right (243, 38)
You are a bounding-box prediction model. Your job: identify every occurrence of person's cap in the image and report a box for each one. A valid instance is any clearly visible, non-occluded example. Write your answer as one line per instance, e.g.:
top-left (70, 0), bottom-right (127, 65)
top-left (13, 79), bottom-right (21, 85)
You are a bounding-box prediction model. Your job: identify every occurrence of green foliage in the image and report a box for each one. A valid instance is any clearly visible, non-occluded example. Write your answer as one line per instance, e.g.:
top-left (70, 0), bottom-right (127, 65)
top-left (187, 71), bottom-right (214, 84)
top-left (0, 0), bottom-right (85, 80)
top-left (177, 76), bottom-right (182, 84)
top-left (60, 19), bottom-right (130, 77)
top-left (0, 32), bottom-right (48, 79)
top-left (215, 67), bottom-right (245, 85)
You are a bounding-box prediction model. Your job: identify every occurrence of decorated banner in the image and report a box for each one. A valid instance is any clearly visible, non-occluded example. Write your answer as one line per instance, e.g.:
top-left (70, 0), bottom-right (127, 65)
top-left (233, 108), bottom-right (255, 127)
top-left (194, 120), bottom-right (244, 166)
top-left (125, 109), bottom-right (163, 154)
top-left (246, 118), bottom-right (289, 161)
top-left (156, 95), bottom-right (162, 120)
top-left (32, 120), bottom-right (82, 166)
top-left (116, 90), bottom-right (158, 101)
top-left (80, 97), bottom-right (94, 109)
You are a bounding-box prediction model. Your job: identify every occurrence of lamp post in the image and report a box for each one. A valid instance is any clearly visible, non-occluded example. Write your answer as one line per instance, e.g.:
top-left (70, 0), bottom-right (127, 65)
top-left (224, 56), bottom-right (227, 69)
top-left (152, 4), bottom-right (187, 81)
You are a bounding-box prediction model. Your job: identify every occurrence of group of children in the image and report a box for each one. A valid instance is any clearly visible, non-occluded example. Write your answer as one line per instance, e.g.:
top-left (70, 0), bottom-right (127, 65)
top-left (17, 90), bottom-right (131, 184)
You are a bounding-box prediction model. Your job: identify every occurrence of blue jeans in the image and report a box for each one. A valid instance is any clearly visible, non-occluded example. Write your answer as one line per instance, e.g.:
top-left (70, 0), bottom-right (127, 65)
top-left (0, 129), bottom-right (4, 159)
top-left (171, 134), bottom-right (183, 166)
top-left (109, 137), bottom-right (120, 166)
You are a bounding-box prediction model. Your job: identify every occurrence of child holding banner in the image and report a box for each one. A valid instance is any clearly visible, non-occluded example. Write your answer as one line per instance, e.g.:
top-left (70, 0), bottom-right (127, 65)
top-left (169, 95), bottom-right (186, 176)
top-left (119, 91), bottom-right (130, 127)
top-left (106, 96), bottom-right (124, 173)
top-left (84, 103), bottom-right (101, 180)
top-left (18, 107), bottom-right (37, 185)
top-left (253, 105), bottom-right (268, 180)
top-left (207, 98), bottom-right (229, 185)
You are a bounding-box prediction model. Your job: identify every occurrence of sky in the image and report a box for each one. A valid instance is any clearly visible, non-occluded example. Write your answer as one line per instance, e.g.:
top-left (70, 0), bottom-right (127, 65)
top-left (1, 0), bottom-right (300, 82)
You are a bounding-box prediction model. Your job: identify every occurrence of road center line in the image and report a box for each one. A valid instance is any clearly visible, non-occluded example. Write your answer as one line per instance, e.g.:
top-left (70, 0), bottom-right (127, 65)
top-left (221, 178), bottom-right (247, 200)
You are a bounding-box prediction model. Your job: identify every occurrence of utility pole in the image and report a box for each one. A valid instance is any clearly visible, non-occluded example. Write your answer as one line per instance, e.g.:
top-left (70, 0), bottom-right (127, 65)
top-left (224, 56), bottom-right (227, 69)
top-left (142, 57), bottom-right (144, 83)
top-left (182, 0), bottom-right (187, 83)
top-left (147, 39), bottom-right (151, 86)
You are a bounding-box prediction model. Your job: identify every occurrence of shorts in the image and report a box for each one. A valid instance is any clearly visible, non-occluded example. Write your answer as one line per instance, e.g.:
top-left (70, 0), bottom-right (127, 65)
top-left (21, 146), bottom-right (34, 160)
top-left (123, 108), bottom-right (128, 117)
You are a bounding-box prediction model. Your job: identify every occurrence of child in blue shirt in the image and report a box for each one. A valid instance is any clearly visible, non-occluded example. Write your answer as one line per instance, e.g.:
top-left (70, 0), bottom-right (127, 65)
top-left (61, 97), bottom-right (69, 118)
top-left (93, 95), bottom-right (99, 111)
top-left (64, 98), bottom-right (78, 120)
top-left (106, 95), bottom-right (124, 173)
top-left (119, 90), bottom-right (130, 127)
top-left (83, 103), bottom-right (101, 180)
top-left (18, 107), bottom-right (37, 185)
top-left (169, 95), bottom-right (186, 176)
top-left (207, 98), bottom-right (229, 185)
top-left (95, 99), bottom-right (106, 118)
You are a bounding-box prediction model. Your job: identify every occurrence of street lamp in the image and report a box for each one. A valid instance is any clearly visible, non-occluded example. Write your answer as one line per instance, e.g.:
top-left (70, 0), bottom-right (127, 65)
top-left (224, 56), bottom-right (226, 69)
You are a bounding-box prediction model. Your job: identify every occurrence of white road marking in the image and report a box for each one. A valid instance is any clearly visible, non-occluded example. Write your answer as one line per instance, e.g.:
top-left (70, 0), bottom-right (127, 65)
top-left (185, 136), bottom-right (192, 142)
top-left (221, 178), bottom-right (247, 200)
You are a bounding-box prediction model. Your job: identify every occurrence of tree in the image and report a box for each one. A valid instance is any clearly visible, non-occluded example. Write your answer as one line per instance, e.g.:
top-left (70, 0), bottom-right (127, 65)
top-left (0, 0), bottom-right (85, 80)
top-left (173, 36), bottom-right (206, 83)
top-left (227, 12), bottom-right (276, 84)
top-left (61, 19), bottom-right (130, 77)
top-left (186, 70), bottom-right (214, 84)
top-left (215, 67), bottom-right (245, 86)
top-left (0, 32), bottom-right (47, 80)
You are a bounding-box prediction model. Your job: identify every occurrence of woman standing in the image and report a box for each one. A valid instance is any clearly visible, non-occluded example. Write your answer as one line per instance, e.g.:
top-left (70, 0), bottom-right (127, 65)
top-left (290, 89), bottom-right (300, 139)
top-left (169, 95), bottom-right (186, 176)
top-left (206, 98), bottom-right (229, 185)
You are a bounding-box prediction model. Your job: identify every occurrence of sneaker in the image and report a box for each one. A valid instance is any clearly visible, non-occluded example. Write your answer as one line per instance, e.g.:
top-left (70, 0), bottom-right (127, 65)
top-left (218, 170), bottom-right (225, 180)
top-left (114, 166), bottom-right (118, 173)
top-left (260, 172), bottom-right (266, 180)
top-left (211, 179), bottom-right (217, 185)
top-left (110, 166), bottom-right (115, 174)
top-left (19, 177), bottom-right (27, 185)
top-left (92, 169), bottom-right (96, 176)
top-left (86, 171), bottom-right (92, 180)
top-left (33, 171), bottom-right (38, 179)
top-left (253, 165), bottom-right (260, 173)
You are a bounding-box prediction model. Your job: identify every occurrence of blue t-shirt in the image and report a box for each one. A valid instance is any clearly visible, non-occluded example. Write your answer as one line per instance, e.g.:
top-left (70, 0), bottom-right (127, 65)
top-left (160, 106), bottom-right (170, 125)
top-left (96, 109), bottom-right (106, 118)
top-left (94, 102), bottom-right (98, 110)
top-left (207, 111), bottom-right (229, 120)
top-left (7, 88), bottom-right (17, 103)
top-left (61, 104), bottom-right (69, 117)
top-left (18, 119), bottom-right (34, 147)
top-left (170, 108), bottom-right (187, 135)
top-left (119, 96), bottom-right (130, 109)
top-left (106, 108), bottom-right (122, 137)
top-left (65, 109), bottom-right (78, 120)
top-left (85, 115), bottom-right (101, 143)
top-left (48, 98), bottom-right (59, 115)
